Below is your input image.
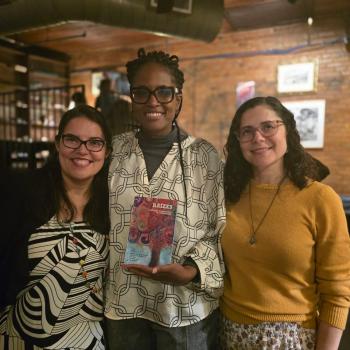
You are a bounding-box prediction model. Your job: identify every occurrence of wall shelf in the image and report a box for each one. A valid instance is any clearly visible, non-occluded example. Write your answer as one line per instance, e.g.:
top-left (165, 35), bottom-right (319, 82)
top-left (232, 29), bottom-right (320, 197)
top-left (0, 42), bottom-right (86, 170)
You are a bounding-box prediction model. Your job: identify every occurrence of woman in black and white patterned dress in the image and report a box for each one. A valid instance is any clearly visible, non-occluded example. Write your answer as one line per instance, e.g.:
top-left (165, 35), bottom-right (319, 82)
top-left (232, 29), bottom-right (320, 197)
top-left (0, 105), bottom-right (112, 349)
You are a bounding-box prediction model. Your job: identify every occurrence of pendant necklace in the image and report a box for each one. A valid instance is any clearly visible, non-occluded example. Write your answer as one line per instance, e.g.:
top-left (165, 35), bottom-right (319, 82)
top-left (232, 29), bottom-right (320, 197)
top-left (248, 176), bottom-right (286, 245)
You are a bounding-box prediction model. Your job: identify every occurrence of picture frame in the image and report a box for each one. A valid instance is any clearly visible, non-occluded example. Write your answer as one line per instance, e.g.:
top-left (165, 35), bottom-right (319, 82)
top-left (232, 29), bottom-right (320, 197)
top-left (236, 81), bottom-right (255, 107)
top-left (277, 62), bottom-right (317, 93)
top-left (283, 100), bottom-right (326, 148)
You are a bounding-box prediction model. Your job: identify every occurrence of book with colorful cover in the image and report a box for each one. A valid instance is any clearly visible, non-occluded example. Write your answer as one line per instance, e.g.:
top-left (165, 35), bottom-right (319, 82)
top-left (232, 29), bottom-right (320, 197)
top-left (124, 196), bottom-right (177, 267)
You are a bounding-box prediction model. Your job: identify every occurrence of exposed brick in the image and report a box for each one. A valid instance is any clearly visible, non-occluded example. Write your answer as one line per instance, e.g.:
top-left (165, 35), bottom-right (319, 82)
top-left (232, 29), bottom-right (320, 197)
top-left (71, 18), bottom-right (350, 194)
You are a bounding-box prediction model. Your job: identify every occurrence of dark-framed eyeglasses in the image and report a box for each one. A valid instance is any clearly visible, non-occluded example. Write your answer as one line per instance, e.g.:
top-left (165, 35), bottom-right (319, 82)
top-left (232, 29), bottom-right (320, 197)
top-left (130, 86), bottom-right (180, 104)
top-left (235, 120), bottom-right (285, 143)
top-left (61, 134), bottom-right (106, 152)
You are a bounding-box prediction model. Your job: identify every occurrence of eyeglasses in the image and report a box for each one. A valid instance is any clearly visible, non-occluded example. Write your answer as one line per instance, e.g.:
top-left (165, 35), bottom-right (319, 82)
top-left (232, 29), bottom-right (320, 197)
top-left (236, 120), bottom-right (284, 142)
top-left (130, 86), bottom-right (179, 104)
top-left (61, 134), bottom-right (105, 152)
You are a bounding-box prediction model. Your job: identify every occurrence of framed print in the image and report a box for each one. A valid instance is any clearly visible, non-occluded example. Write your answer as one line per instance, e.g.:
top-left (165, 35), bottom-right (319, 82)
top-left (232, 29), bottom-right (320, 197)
top-left (277, 62), bottom-right (317, 93)
top-left (283, 100), bottom-right (326, 148)
top-left (236, 81), bottom-right (255, 107)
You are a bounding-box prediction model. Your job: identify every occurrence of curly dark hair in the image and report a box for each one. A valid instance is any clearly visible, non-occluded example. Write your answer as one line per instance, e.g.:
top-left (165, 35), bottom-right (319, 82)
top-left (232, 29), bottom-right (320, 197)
top-left (126, 48), bottom-right (185, 91)
top-left (224, 96), bottom-right (329, 204)
top-left (45, 105), bottom-right (112, 233)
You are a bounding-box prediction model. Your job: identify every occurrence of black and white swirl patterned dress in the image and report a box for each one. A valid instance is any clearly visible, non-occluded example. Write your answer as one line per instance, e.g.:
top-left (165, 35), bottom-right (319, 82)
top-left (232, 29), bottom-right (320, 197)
top-left (0, 217), bottom-right (108, 350)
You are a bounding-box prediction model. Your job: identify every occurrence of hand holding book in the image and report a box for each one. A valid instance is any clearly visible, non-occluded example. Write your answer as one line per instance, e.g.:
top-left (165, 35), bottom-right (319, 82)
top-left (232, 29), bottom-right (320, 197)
top-left (122, 263), bottom-right (198, 285)
top-left (123, 196), bottom-right (199, 284)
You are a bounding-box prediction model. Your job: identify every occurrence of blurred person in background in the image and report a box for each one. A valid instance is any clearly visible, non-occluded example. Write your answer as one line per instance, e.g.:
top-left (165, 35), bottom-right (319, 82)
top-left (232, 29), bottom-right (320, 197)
top-left (106, 97), bottom-right (138, 135)
top-left (95, 78), bottom-right (117, 118)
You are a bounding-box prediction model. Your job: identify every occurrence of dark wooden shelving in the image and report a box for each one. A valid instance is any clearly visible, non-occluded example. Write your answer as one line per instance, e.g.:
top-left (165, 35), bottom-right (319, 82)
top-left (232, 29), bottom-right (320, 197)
top-left (0, 140), bottom-right (55, 170)
top-left (0, 42), bottom-right (85, 170)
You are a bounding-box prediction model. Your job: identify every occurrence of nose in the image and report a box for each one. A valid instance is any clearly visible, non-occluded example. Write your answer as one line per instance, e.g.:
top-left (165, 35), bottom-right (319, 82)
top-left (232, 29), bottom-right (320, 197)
top-left (147, 92), bottom-right (159, 106)
top-left (252, 128), bottom-right (266, 142)
top-left (76, 142), bottom-right (89, 154)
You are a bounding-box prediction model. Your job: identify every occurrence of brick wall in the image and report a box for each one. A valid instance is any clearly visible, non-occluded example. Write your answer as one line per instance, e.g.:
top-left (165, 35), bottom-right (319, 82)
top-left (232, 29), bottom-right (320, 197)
top-left (70, 18), bottom-right (350, 194)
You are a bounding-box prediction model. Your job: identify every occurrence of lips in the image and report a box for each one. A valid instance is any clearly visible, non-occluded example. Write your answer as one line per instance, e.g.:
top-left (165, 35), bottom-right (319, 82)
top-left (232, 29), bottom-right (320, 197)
top-left (145, 112), bottom-right (164, 120)
top-left (71, 158), bottom-right (92, 167)
top-left (251, 147), bottom-right (272, 154)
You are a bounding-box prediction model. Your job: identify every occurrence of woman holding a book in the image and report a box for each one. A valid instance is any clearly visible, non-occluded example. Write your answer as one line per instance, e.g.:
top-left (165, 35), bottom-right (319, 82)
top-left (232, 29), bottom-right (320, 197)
top-left (105, 48), bottom-right (226, 350)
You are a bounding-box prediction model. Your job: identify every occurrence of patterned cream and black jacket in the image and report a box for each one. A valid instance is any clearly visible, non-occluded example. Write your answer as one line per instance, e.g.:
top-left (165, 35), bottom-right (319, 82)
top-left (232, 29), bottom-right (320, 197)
top-left (105, 131), bottom-right (226, 327)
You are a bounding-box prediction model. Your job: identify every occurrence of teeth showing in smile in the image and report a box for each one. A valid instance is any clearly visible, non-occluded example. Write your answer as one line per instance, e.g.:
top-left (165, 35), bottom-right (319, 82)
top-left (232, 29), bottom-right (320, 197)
top-left (146, 112), bottom-right (163, 119)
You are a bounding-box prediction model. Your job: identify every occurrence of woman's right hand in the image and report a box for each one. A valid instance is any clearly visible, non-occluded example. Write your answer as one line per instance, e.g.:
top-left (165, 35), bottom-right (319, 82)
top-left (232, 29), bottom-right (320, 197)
top-left (122, 263), bottom-right (198, 285)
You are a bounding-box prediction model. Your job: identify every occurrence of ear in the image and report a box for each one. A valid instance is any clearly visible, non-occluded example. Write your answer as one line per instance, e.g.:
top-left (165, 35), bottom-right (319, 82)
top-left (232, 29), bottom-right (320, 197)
top-left (175, 93), bottom-right (182, 114)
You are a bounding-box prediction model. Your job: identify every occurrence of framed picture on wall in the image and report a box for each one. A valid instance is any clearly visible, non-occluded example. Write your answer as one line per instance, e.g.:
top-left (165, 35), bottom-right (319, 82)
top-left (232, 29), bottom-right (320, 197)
top-left (277, 62), bottom-right (317, 93)
top-left (236, 81), bottom-right (255, 107)
top-left (283, 99), bottom-right (326, 148)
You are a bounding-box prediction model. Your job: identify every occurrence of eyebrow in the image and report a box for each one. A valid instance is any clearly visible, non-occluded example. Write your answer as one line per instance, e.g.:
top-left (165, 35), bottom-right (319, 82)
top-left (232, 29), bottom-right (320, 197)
top-left (64, 133), bottom-right (104, 140)
top-left (240, 120), bottom-right (279, 128)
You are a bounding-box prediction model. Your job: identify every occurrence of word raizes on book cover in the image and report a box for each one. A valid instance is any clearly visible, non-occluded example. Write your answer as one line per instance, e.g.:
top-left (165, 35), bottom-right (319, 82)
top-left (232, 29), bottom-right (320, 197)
top-left (124, 196), bottom-right (177, 267)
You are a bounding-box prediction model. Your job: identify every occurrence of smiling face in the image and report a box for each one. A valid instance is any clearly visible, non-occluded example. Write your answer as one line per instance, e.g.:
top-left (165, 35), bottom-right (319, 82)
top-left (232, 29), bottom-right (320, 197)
top-left (131, 62), bottom-right (181, 137)
top-left (239, 105), bottom-right (287, 179)
top-left (56, 116), bottom-right (107, 186)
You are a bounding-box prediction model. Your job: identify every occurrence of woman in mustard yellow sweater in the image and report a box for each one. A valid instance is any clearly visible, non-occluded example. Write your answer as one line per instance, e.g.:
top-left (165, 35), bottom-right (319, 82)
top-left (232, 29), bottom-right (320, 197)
top-left (220, 96), bottom-right (350, 349)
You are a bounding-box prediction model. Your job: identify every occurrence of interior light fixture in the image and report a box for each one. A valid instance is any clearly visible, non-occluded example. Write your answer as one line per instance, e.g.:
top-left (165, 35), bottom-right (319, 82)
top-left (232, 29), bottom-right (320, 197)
top-left (14, 64), bottom-right (28, 73)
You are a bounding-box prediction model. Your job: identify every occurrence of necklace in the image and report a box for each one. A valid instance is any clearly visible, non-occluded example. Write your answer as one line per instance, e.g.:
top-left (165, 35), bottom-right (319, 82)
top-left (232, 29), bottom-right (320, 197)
top-left (68, 222), bottom-right (104, 294)
top-left (248, 176), bottom-right (286, 245)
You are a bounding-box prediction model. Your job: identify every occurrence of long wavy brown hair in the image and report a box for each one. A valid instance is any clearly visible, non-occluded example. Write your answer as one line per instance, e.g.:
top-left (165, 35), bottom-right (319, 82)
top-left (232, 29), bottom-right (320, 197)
top-left (224, 96), bottom-right (329, 204)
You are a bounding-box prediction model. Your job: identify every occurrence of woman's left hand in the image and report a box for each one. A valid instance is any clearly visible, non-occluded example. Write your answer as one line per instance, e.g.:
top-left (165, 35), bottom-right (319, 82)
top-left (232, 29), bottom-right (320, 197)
top-left (122, 263), bottom-right (198, 285)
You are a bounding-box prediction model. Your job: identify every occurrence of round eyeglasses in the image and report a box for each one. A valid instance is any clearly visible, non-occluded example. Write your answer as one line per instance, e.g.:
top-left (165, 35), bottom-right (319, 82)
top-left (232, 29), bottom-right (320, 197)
top-left (61, 134), bottom-right (105, 152)
top-left (236, 120), bottom-right (284, 142)
top-left (130, 86), bottom-right (179, 104)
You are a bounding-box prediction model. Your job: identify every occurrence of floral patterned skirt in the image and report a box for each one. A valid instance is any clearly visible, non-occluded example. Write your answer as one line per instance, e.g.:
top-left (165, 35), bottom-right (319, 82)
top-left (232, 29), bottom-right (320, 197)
top-left (219, 314), bottom-right (315, 350)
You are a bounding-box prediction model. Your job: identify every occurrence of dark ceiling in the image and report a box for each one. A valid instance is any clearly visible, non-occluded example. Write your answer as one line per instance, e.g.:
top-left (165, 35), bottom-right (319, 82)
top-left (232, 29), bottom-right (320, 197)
top-left (1, 0), bottom-right (349, 57)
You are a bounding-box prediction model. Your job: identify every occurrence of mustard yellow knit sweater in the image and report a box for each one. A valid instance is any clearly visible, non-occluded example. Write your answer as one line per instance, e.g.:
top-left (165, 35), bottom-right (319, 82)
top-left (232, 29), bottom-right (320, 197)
top-left (220, 180), bottom-right (350, 329)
